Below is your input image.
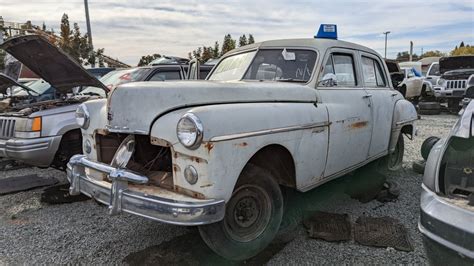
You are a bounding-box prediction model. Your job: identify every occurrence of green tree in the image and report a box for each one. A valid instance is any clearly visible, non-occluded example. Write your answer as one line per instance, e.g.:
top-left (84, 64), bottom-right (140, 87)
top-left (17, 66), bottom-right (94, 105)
top-left (460, 41), bottom-right (465, 48)
top-left (59, 14), bottom-right (72, 54)
top-left (248, 34), bottom-right (255, 44)
top-left (96, 48), bottom-right (105, 67)
top-left (137, 53), bottom-right (161, 66)
top-left (201, 46), bottom-right (213, 63)
top-left (421, 50), bottom-right (446, 58)
top-left (451, 45), bottom-right (474, 56)
top-left (212, 41), bottom-right (220, 58)
top-left (238, 34), bottom-right (247, 47)
top-left (69, 23), bottom-right (82, 62)
top-left (221, 34), bottom-right (236, 56)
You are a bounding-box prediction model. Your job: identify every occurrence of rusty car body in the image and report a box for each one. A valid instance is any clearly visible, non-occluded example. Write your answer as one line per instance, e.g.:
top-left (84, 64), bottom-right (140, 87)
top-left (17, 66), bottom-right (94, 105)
top-left (68, 36), bottom-right (417, 260)
top-left (420, 100), bottom-right (474, 265)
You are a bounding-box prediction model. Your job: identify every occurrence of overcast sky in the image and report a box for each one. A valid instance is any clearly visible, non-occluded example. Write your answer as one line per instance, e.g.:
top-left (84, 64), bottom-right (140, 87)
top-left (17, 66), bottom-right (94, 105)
top-left (2, 0), bottom-right (474, 65)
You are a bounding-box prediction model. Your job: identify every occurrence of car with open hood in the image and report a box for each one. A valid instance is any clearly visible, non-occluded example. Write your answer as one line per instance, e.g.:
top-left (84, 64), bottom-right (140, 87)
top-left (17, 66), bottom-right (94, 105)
top-left (385, 59), bottom-right (427, 101)
top-left (420, 100), bottom-right (474, 265)
top-left (434, 55), bottom-right (474, 113)
top-left (0, 35), bottom-right (209, 169)
top-left (67, 26), bottom-right (417, 260)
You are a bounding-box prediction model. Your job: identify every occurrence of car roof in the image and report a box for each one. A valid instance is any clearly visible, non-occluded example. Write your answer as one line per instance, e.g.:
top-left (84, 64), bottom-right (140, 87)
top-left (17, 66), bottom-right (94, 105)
top-left (226, 38), bottom-right (381, 57)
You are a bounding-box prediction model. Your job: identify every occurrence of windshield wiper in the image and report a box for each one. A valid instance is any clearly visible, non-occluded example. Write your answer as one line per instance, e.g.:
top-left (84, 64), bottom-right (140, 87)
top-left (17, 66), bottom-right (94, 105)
top-left (274, 78), bottom-right (307, 83)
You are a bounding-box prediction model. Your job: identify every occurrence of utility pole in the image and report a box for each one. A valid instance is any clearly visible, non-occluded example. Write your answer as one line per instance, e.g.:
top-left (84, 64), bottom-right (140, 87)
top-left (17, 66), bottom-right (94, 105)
top-left (383, 31), bottom-right (391, 59)
top-left (84, 0), bottom-right (95, 67)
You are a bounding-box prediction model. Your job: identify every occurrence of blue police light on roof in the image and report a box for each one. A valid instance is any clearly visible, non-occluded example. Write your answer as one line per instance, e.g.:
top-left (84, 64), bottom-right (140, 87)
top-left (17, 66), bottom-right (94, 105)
top-left (315, 24), bottom-right (338, 40)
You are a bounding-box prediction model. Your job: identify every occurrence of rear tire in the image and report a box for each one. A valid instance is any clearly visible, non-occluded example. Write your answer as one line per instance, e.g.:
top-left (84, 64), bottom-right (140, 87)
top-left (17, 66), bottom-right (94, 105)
top-left (380, 134), bottom-right (404, 171)
top-left (198, 164), bottom-right (283, 261)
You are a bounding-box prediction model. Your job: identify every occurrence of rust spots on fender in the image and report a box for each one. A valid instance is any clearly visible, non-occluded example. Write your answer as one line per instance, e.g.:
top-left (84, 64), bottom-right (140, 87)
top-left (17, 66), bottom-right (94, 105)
top-left (204, 142), bottom-right (214, 153)
top-left (350, 121), bottom-right (368, 129)
top-left (234, 142), bottom-right (248, 147)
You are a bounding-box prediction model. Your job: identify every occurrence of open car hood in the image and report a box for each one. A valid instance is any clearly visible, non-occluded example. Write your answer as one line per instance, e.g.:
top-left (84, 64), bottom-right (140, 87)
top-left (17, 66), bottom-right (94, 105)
top-left (0, 35), bottom-right (108, 94)
top-left (0, 73), bottom-right (37, 95)
top-left (439, 56), bottom-right (474, 74)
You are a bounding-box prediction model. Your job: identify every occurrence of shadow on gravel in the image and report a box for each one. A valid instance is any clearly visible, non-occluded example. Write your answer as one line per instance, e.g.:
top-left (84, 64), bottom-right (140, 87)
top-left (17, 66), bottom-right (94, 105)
top-left (123, 229), bottom-right (291, 266)
top-left (124, 162), bottom-right (396, 265)
top-left (40, 184), bottom-right (90, 204)
top-left (0, 175), bottom-right (58, 195)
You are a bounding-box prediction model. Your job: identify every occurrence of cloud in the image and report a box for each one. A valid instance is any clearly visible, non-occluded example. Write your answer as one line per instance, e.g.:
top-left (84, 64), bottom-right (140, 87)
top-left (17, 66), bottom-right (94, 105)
top-left (2, 0), bottom-right (473, 65)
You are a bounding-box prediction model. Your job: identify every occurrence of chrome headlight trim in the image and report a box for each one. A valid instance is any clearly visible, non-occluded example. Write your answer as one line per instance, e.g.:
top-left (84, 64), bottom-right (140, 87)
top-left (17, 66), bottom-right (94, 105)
top-left (75, 104), bottom-right (90, 129)
top-left (176, 113), bottom-right (203, 150)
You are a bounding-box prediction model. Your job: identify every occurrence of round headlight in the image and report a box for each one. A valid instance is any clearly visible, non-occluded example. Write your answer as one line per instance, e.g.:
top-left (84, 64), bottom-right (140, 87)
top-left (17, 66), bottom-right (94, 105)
top-left (437, 78), bottom-right (445, 86)
top-left (177, 113), bottom-right (203, 149)
top-left (75, 104), bottom-right (90, 129)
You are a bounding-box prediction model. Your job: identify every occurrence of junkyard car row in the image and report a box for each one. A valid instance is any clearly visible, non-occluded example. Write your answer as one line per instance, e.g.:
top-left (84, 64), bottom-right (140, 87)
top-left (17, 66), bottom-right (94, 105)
top-left (0, 26), bottom-right (473, 263)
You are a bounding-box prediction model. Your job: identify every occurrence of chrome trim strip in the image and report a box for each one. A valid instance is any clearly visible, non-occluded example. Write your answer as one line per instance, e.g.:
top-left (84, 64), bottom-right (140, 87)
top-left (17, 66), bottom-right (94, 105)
top-left (210, 121), bottom-right (329, 142)
top-left (396, 118), bottom-right (416, 126)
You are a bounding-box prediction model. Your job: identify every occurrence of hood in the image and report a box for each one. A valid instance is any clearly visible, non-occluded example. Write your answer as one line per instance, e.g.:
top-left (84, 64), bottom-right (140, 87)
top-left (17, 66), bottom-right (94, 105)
top-left (0, 35), bottom-right (108, 94)
top-left (108, 80), bottom-right (317, 134)
top-left (439, 56), bottom-right (474, 74)
top-left (384, 59), bottom-right (401, 73)
top-left (441, 69), bottom-right (474, 80)
top-left (0, 73), bottom-right (38, 95)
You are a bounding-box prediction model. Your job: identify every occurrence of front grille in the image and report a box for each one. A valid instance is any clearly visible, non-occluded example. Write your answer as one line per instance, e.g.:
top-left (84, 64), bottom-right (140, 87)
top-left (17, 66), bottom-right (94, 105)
top-left (0, 118), bottom-right (16, 139)
top-left (446, 80), bottom-right (467, 89)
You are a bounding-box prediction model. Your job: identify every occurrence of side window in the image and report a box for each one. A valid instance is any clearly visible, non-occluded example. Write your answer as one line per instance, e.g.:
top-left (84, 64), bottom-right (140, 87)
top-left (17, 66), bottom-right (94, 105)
top-left (333, 54), bottom-right (357, 86)
top-left (362, 56), bottom-right (386, 87)
top-left (149, 70), bottom-right (182, 81)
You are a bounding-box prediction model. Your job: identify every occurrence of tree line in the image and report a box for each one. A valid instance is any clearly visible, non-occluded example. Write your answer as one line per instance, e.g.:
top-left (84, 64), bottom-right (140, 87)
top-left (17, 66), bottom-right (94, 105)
top-left (188, 34), bottom-right (255, 64)
top-left (395, 41), bottom-right (473, 61)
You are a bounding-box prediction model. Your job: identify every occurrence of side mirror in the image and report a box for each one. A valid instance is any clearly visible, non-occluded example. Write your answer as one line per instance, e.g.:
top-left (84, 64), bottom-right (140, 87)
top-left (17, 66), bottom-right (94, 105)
top-left (318, 73), bottom-right (338, 87)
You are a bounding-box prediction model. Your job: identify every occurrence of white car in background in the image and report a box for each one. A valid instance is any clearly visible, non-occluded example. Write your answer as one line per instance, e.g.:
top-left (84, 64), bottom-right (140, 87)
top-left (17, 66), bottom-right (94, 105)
top-left (425, 62), bottom-right (440, 86)
top-left (399, 67), bottom-right (424, 100)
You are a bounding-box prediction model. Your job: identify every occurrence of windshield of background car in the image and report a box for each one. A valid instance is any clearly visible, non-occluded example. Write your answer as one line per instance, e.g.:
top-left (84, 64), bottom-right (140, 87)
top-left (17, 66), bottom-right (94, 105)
top-left (18, 79), bottom-right (51, 95)
top-left (428, 63), bottom-right (440, 76)
top-left (209, 49), bottom-right (317, 82)
top-left (81, 68), bottom-right (150, 97)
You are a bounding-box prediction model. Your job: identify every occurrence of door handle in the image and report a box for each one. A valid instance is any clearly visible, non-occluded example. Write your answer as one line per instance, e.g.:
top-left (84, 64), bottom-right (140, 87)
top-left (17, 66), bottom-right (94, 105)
top-left (362, 94), bottom-right (372, 98)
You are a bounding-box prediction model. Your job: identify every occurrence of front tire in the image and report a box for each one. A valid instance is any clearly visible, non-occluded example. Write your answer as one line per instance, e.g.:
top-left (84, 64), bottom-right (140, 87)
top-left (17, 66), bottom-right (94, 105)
top-left (198, 164), bottom-right (283, 261)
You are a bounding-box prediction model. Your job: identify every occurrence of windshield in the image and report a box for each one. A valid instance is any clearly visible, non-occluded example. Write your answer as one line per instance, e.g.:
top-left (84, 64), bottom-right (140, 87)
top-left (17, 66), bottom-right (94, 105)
top-left (209, 49), bottom-right (317, 82)
top-left (20, 79), bottom-right (51, 95)
top-left (428, 63), bottom-right (440, 76)
top-left (81, 68), bottom-right (150, 97)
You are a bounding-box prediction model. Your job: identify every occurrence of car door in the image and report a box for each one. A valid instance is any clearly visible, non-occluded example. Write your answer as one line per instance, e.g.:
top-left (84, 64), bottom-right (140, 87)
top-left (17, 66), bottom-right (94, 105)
top-left (317, 48), bottom-right (373, 177)
top-left (360, 52), bottom-right (394, 158)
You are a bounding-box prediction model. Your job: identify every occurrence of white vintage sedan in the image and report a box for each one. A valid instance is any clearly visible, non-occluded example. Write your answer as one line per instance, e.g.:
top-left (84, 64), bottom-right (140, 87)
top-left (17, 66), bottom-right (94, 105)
top-left (68, 29), bottom-right (417, 260)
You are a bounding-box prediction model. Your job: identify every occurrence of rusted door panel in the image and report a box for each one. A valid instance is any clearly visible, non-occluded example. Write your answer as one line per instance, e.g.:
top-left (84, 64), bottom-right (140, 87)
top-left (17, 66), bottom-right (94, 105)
top-left (319, 88), bottom-right (372, 177)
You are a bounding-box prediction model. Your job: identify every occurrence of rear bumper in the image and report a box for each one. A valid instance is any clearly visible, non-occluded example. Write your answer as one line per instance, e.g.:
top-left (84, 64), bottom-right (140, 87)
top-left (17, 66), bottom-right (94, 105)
top-left (419, 185), bottom-right (474, 262)
top-left (67, 154), bottom-right (225, 226)
top-left (0, 136), bottom-right (61, 166)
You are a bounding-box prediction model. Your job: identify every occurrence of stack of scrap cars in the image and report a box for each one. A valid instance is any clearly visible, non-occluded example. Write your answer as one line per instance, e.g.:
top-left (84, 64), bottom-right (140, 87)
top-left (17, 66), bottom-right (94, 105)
top-left (66, 25), bottom-right (418, 259)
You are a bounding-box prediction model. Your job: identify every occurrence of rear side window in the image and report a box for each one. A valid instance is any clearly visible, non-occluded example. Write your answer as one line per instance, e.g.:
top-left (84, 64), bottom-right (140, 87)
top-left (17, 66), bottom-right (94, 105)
top-left (322, 54), bottom-right (357, 86)
top-left (362, 56), bottom-right (386, 87)
top-left (149, 70), bottom-right (181, 81)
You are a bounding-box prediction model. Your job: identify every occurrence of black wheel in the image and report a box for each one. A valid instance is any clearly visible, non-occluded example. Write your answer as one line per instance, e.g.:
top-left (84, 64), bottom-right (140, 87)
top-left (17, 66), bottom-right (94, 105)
top-left (421, 136), bottom-right (440, 160)
top-left (418, 101), bottom-right (441, 110)
top-left (380, 134), bottom-right (404, 171)
top-left (447, 98), bottom-right (461, 114)
top-left (412, 160), bottom-right (426, 174)
top-left (198, 164), bottom-right (283, 261)
top-left (418, 109), bottom-right (441, 115)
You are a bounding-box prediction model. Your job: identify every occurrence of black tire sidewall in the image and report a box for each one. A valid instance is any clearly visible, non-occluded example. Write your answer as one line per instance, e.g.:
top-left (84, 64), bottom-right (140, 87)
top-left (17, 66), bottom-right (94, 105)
top-left (198, 164), bottom-right (283, 261)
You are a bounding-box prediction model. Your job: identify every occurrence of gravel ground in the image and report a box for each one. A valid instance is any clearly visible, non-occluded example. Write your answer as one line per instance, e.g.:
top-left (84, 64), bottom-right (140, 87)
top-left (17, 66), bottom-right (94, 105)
top-left (0, 114), bottom-right (458, 265)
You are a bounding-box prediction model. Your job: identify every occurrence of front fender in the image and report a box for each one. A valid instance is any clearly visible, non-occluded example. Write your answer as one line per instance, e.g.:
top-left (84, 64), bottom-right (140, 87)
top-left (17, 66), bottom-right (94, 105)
top-left (389, 99), bottom-right (417, 151)
top-left (150, 102), bottom-right (329, 201)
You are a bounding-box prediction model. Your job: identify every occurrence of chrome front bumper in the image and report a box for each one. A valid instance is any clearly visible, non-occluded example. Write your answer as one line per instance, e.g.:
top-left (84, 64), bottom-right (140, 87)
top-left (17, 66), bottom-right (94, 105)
top-left (67, 154), bottom-right (225, 226)
top-left (0, 136), bottom-right (61, 166)
top-left (419, 184), bottom-right (474, 261)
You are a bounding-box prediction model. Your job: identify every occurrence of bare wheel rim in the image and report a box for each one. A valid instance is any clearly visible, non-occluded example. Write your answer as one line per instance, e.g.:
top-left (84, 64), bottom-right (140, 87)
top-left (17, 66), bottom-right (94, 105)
top-left (223, 184), bottom-right (272, 243)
